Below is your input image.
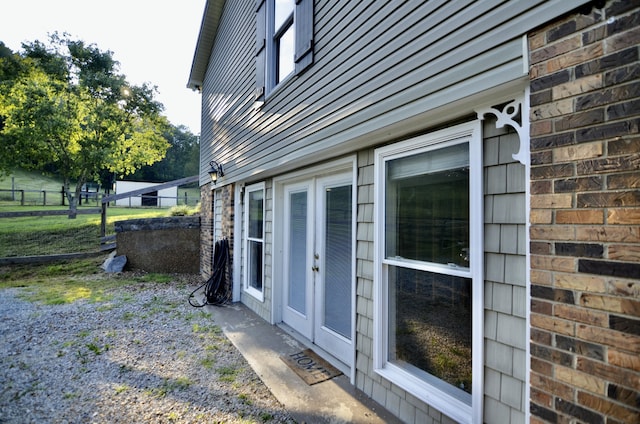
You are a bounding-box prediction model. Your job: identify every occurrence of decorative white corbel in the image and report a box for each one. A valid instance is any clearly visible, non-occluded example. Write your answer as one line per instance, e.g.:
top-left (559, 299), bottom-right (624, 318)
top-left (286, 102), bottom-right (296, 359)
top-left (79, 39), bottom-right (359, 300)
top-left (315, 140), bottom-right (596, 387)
top-left (475, 90), bottom-right (530, 166)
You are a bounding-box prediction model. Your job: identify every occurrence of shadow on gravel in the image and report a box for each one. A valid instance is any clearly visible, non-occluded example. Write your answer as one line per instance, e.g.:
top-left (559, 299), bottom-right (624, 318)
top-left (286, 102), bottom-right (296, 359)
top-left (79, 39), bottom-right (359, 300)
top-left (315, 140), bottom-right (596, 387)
top-left (0, 279), bottom-right (294, 423)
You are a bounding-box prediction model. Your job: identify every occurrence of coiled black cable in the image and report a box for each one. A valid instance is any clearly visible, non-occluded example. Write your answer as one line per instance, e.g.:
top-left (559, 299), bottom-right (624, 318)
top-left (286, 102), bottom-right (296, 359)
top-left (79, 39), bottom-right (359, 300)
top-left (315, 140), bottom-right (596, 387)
top-left (188, 238), bottom-right (231, 307)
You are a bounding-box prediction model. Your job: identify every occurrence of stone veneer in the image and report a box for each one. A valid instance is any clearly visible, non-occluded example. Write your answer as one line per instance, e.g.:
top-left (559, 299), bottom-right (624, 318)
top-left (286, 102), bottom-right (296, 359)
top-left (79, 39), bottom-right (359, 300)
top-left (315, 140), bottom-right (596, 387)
top-left (200, 184), bottom-right (214, 278)
top-left (200, 183), bottom-right (235, 285)
top-left (528, 1), bottom-right (639, 423)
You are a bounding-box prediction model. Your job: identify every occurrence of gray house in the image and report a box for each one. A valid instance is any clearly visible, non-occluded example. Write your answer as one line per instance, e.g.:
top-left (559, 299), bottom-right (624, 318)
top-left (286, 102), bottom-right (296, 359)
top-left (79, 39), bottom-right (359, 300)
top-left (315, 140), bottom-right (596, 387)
top-left (188, 1), bottom-right (639, 423)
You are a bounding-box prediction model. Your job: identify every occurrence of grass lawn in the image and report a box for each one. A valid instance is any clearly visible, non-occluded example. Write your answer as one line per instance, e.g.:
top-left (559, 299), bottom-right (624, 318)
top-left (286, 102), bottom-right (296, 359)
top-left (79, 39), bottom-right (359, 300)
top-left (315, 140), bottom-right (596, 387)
top-left (0, 256), bottom-right (175, 304)
top-left (0, 168), bottom-right (64, 192)
top-left (0, 169), bottom-right (201, 257)
top-left (0, 207), bottom-right (168, 257)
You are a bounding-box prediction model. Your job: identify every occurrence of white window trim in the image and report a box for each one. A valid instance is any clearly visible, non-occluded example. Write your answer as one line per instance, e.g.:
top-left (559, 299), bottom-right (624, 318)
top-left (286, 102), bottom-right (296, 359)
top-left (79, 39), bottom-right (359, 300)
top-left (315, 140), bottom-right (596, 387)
top-left (265, 0), bottom-right (294, 94)
top-left (233, 183), bottom-right (243, 303)
top-left (373, 121), bottom-right (484, 424)
top-left (243, 182), bottom-right (265, 302)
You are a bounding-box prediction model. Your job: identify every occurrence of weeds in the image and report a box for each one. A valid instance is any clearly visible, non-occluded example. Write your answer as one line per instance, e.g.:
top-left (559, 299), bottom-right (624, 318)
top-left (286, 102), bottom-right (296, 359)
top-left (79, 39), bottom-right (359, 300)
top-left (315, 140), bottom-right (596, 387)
top-left (86, 342), bottom-right (109, 355)
top-left (114, 384), bottom-right (130, 394)
top-left (260, 412), bottom-right (275, 421)
top-left (166, 411), bottom-right (180, 421)
top-left (167, 203), bottom-right (200, 217)
top-left (199, 354), bottom-right (216, 369)
top-left (184, 310), bottom-right (211, 321)
top-left (238, 393), bottom-right (252, 405)
top-left (141, 295), bottom-right (181, 318)
top-left (146, 377), bottom-right (193, 398)
top-left (0, 256), bottom-right (276, 421)
top-left (136, 274), bottom-right (173, 284)
top-left (192, 323), bottom-right (222, 335)
top-left (216, 366), bottom-right (239, 383)
top-left (122, 311), bottom-right (136, 321)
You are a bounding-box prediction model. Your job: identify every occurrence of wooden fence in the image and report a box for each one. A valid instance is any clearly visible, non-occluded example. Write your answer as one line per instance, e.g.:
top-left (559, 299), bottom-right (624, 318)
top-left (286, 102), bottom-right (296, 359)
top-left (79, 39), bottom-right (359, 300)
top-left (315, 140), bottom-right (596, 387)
top-left (0, 175), bottom-right (200, 258)
top-left (0, 188), bottom-right (102, 206)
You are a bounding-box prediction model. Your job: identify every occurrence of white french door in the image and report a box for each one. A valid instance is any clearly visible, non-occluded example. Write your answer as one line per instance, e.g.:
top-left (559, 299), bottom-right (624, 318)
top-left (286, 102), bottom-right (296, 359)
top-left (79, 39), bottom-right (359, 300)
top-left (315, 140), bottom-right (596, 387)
top-left (282, 179), bottom-right (313, 337)
top-left (281, 172), bottom-right (354, 366)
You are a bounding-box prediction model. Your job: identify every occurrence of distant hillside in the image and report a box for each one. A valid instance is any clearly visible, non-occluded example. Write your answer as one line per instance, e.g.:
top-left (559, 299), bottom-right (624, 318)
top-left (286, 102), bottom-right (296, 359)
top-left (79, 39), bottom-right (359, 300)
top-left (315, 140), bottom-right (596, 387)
top-left (0, 169), bottom-right (64, 192)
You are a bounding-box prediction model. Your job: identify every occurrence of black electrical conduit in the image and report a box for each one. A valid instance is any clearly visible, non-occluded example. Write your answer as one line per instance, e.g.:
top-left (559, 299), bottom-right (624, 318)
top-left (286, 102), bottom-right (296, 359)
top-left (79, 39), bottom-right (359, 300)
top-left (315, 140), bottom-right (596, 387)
top-left (188, 238), bottom-right (231, 307)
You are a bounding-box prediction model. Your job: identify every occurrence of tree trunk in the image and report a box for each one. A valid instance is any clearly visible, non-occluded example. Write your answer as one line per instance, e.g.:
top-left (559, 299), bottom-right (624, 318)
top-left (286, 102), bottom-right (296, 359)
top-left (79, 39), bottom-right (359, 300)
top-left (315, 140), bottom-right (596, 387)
top-left (67, 193), bottom-right (77, 219)
top-left (63, 179), bottom-right (78, 219)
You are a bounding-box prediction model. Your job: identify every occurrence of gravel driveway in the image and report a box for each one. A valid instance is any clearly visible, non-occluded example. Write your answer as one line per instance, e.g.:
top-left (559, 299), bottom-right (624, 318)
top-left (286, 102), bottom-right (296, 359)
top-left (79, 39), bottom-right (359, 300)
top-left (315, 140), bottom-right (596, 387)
top-left (0, 277), bottom-right (293, 423)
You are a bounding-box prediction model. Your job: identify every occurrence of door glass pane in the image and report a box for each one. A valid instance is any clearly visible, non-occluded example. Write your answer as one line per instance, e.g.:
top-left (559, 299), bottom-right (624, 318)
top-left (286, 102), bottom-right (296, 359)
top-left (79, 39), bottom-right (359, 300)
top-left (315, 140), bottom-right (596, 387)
top-left (388, 266), bottom-right (472, 394)
top-left (385, 143), bottom-right (469, 267)
top-left (323, 185), bottom-right (352, 338)
top-left (288, 191), bottom-right (307, 314)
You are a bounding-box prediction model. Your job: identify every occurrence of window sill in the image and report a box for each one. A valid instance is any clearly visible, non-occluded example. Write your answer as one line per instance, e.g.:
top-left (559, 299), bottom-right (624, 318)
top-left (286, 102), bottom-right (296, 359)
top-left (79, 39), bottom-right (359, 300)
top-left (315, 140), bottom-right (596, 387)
top-left (264, 72), bottom-right (295, 103)
top-left (243, 286), bottom-right (264, 303)
top-left (375, 364), bottom-right (472, 424)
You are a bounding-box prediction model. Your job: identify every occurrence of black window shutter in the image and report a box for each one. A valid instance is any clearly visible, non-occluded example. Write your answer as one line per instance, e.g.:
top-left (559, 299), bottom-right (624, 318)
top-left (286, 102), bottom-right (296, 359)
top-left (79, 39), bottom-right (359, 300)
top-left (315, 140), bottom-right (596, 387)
top-left (255, 0), bottom-right (266, 101)
top-left (294, 0), bottom-right (313, 74)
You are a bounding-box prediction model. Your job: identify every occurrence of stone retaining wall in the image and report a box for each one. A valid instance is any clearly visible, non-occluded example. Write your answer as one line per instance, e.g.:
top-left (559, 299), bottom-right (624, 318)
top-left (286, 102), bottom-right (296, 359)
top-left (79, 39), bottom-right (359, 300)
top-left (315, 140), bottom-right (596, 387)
top-left (115, 216), bottom-right (200, 273)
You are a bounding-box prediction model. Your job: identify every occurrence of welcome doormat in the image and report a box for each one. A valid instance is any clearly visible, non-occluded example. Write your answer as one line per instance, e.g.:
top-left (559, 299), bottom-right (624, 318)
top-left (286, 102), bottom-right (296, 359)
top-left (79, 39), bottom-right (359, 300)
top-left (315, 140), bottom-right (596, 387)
top-left (280, 349), bottom-right (342, 385)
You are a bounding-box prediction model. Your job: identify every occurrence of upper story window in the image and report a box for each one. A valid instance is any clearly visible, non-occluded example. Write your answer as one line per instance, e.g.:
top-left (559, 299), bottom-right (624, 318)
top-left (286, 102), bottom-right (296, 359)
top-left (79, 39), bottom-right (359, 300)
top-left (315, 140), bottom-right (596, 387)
top-left (273, 0), bottom-right (295, 83)
top-left (256, 0), bottom-right (314, 100)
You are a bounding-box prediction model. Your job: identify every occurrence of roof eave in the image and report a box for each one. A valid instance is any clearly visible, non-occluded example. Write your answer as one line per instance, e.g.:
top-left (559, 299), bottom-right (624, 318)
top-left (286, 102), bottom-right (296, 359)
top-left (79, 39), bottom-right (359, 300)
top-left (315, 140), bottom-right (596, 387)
top-left (187, 0), bottom-right (225, 90)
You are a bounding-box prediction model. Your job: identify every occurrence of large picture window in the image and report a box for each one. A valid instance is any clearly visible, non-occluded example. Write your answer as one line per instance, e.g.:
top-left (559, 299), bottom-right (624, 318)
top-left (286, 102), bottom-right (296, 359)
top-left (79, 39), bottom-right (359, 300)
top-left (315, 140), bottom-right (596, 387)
top-left (244, 183), bottom-right (265, 300)
top-left (374, 122), bottom-right (483, 424)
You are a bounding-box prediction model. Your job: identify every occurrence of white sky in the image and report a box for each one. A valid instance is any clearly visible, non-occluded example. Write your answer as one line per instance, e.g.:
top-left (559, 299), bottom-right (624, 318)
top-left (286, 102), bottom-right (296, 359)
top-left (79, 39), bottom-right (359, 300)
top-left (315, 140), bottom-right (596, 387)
top-left (0, 0), bottom-right (205, 135)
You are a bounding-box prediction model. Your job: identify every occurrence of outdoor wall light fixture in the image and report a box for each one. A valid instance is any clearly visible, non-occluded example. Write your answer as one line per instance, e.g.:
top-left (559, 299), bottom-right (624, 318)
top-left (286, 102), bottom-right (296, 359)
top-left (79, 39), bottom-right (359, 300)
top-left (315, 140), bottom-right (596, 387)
top-left (209, 160), bottom-right (224, 184)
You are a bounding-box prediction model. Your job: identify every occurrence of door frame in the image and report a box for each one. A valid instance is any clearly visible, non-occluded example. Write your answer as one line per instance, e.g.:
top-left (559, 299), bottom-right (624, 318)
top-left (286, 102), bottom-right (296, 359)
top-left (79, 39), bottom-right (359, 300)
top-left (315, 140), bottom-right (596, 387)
top-left (272, 156), bottom-right (357, 381)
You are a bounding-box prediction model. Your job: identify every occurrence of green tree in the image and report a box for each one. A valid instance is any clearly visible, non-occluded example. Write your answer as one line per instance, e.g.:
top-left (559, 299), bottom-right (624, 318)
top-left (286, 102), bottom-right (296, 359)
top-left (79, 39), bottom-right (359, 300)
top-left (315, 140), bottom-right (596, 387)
top-left (127, 124), bottom-right (199, 182)
top-left (0, 41), bottom-right (29, 174)
top-left (0, 34), bottom-right (170, 217)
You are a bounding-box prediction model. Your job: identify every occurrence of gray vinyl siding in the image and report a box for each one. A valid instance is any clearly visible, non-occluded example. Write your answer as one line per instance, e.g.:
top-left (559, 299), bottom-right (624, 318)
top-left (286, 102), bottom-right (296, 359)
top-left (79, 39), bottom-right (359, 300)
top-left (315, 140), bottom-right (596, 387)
top-left (199, 0), bottom-right (256, 184)
top-left (199, 0), bottom-right (590, 186)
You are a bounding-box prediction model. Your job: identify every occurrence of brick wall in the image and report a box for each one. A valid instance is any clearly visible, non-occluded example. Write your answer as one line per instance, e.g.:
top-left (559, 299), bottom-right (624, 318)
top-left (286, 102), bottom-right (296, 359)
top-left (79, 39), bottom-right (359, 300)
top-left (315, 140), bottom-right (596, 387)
top-left (528, 1), bottom-right (639, 423)
top-left (219, 184), bottom-right (235, 245)
top-left (202, 184), bottom-right (235, 285)
top-left (216, 184), bottom-right (235, 287)
top-left (200, 184), bottom-right (213, 279)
